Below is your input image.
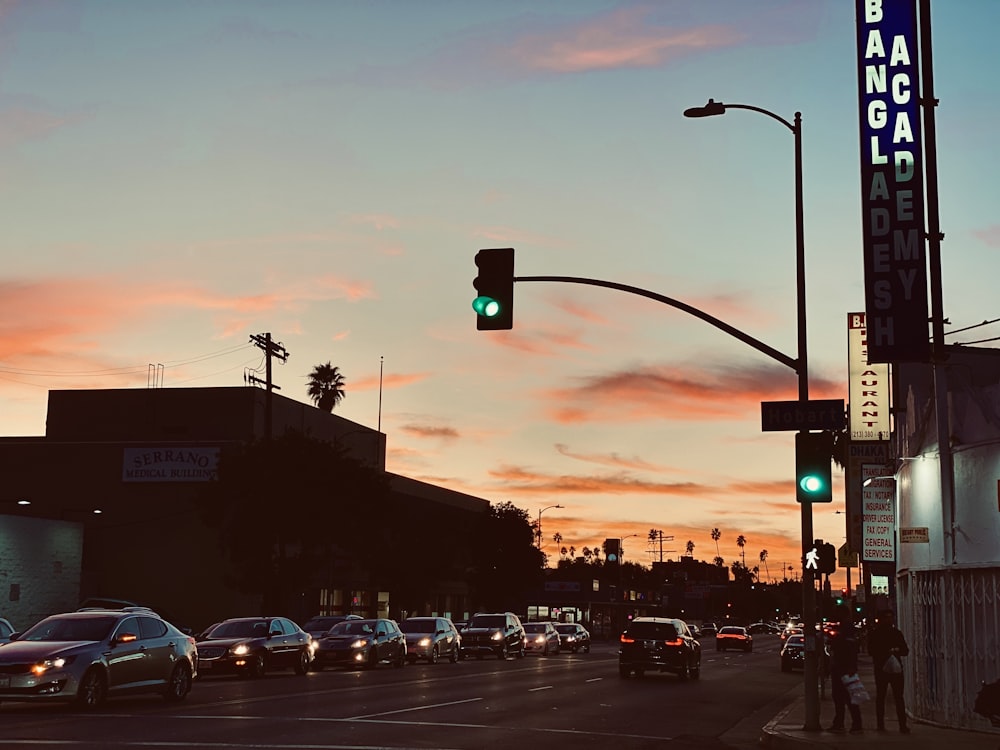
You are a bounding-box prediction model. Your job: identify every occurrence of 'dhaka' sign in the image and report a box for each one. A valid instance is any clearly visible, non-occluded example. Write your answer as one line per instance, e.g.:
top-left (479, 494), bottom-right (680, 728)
top-left (855, 0), bottom-right (930, 363)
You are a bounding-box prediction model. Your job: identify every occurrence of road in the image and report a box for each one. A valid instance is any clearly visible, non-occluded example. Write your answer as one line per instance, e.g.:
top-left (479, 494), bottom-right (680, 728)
top-left (0, 634), bottom-right (802, 749)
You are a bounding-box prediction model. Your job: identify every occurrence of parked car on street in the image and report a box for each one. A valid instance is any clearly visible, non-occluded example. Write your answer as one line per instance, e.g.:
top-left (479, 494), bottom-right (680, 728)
top-left (0, 607), bottom-right (196, 708)
top-left (523, 621), bottom-right (561, 655)
top-left (313, 618), bottom-right (407, 670)
top-left (196, 616), bottom-right (312, 678)
top-left (399, 616), bottom-right (461, 664)
top-left (716, 625), bottom-right (753, 652)
top-left (460, 612), bottom-right (526, 660)
top-left (618, 617), bottom-right (701, 680)
top-left (780, 633), bottom-right (806, 671)
top-left (555, 623), bottom-right (591, 653)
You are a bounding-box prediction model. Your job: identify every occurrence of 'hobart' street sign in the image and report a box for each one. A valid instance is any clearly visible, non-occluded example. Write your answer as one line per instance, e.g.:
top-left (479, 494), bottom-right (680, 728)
top-left (761, 399), bottom-right (845, 432)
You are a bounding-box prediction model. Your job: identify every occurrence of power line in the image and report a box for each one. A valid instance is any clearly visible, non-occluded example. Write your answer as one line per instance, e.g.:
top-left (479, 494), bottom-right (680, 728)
top-left (0, 343), bottom-right (256, 378)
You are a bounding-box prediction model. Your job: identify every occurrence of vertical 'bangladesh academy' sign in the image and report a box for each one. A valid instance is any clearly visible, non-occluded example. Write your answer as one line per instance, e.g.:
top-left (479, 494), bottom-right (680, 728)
top-left (855, 0), bottom-right (930, 363)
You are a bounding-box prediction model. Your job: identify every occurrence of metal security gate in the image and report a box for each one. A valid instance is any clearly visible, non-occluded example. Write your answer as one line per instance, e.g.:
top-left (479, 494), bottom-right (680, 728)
top-left (899, 566), bottom-right (1000, 730)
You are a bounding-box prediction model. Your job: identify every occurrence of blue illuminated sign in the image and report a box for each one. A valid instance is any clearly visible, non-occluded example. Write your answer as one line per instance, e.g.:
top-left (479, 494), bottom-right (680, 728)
top-left (855, 0), bottom-right (930, 363)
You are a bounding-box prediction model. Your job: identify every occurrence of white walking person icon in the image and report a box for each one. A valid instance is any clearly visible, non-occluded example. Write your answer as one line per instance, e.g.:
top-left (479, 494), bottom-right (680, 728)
top-left (805, 547), bottom-right (819, 570)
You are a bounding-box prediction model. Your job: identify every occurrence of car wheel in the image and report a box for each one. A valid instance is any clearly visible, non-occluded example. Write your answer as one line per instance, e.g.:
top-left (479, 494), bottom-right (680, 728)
top-left (249, 652), bottom-right (266, 679)
top-left (497, 642), bottom-right (508, 660)
top-left (294, 649), bottom-right (309, 675)
top-left (450, 645), bottom-right (459, 663)
top-left (429, 646), bottom-right (439, 665)
top-left (678, 662), bottom-right (690, 680)
top-left (394, 650), bottom-right (406, 668)
top-left (76, 668), bottom-right (108, 710)
top-left (585, 643), bottom-right (591, 653)
top-left (542, 643), bottom-right (549, 656)
top-left (619, 664), bottom-right (631, 678)
top-left (690, 660), bottom-right (701, 680)
top-left (164, 662), bottom-right (192, 702)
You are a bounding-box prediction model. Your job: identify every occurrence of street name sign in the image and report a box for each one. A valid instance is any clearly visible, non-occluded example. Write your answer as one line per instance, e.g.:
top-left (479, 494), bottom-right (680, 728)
top-left (760, 399), bottom-right (845, 432)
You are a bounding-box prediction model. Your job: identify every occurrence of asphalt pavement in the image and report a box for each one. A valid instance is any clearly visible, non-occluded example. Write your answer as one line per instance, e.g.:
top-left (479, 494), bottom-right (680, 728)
top-left (759, 653), bottom-right (1000, 749)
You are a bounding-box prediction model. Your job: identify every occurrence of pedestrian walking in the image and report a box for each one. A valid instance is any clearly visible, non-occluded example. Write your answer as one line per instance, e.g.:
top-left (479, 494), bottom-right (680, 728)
top-left (826, 605), bottom-right (863, 733)
top-left (868, 610), bottom-right (910, 733)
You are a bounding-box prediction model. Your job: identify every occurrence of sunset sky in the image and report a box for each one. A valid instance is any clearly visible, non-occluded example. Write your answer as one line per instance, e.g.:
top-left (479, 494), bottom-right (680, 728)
top-left (3, 1), bottom-right (998, 589)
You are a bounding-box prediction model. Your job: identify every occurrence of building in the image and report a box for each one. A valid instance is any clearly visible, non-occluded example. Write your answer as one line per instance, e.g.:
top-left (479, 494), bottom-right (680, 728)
top-left (0, 387), bottom-right (489, 633)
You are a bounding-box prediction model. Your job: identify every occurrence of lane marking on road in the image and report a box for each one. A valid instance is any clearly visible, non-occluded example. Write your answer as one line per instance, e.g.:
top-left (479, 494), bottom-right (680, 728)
top-left (527, 685), bottom-right (553, 692)
top-left (345, 696), bottom-right (482, 719)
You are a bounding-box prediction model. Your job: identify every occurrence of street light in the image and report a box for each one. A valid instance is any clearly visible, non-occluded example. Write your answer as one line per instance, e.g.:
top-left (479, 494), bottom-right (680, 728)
top-left (537, 504), bottom-right (564, 550)
top-left (684, 97), bottom-right (817, 730)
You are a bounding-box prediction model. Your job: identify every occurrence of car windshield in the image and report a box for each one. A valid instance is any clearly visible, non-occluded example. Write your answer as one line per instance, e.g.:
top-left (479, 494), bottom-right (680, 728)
top-left (304, 617), bottom-right (345, 632)
top-left (469, 615), bottom-right (505, 629)
top-left (786, 635), bottom-right (805, 645)
top-left (20, 615), bottom-right (117, 642)
top-left (208, 620), bottom-right (269, 639)
top-left (330, 621), bottom-right (375, 636)
top-left (400, 619), bottom-right (435, 634)
top-left (626, 621), bottom-right (678, 640)
top-left (524, 624), bottom-right (548, 633)
top-left (720, 627), bottom-right (744, 635)
top-left (555, 625), bottom-right (576, 634)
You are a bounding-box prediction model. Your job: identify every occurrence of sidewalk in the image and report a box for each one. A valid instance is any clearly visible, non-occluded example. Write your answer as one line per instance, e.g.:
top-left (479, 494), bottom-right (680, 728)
top-left (759, 656), bottom-right (1000, 749)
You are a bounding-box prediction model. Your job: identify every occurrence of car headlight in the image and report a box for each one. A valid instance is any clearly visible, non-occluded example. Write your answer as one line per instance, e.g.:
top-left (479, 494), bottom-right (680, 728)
top-left (350, 639), bottom-right (369, 649)
top-left (231, 643), bottom-right (251, 656)
top-left (31, 656), bottom-right (70, 676)
top-left (534, 635), bottom-right (545, 643)
top-left (491, 631), bottom-right (503, 641)
top-left (418, 637), bottom-right (431, 647)
top-left (565, 635), bottom-right (576, 642)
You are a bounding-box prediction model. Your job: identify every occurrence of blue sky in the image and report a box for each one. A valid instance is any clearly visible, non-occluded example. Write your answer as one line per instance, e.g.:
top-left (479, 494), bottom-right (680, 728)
top-left (2, 0), bottom-right (997, 583)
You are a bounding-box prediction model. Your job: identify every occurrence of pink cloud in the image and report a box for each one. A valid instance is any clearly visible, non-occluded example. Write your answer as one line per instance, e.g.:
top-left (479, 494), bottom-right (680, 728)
top-left (507, 7), bottom-right (745, 74)
top-left (972, 225), bottom-right (1000, 248)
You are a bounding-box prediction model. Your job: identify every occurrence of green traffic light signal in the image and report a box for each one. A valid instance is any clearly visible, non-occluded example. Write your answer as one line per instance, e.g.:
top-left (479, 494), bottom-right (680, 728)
top-left (473, 248), bottom-right (514, 330)
top-left (795, 432), bottom-right (833, 503)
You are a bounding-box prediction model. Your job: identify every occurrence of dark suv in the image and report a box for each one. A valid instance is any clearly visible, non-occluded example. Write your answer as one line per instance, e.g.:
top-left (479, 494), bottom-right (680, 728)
top-left (619, 616), bottom-right (701, 680)
top-left (460, 612), bottom-right (525, 660)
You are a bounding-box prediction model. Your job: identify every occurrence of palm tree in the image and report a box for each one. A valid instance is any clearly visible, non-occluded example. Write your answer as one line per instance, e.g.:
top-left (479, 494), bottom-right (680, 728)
top-left (711, 527), bottom-right (721, 558)
top-left (759, 549), bottom-right (770, 582)
top-left (306, 362), bottom-right (346, 412)
top-left (713, 555), bottom-right (725, 567)
top-left (685, 539), bottom-right (695, 556)
top-left (736, 534), bottom-right (747, 566)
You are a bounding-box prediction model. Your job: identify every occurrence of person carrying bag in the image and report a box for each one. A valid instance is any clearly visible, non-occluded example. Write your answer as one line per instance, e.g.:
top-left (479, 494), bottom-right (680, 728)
top-left (826, 604), bottom-right (864, 733)
top-left (868, 610), bottom-right (911, 734)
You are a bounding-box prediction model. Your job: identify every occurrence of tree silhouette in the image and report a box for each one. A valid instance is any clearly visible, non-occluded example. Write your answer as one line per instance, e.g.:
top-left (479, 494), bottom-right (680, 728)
top-left (713, 555), bottom-right (725, 567)
top-left (736, 534), bottom-right (747, 566)
top-left (685, 539), bottom-right (695, 556)
top-left (306, 362), bottom-right (346, 412)
top-left (711, 527), bottom-right (721, 558)
top-left (759, 549), bottom-right (770, 582)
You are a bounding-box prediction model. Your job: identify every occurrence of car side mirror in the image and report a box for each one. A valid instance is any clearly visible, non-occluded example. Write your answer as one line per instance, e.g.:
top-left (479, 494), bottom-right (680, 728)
top-left (115, 632), bottom-right (138, 645)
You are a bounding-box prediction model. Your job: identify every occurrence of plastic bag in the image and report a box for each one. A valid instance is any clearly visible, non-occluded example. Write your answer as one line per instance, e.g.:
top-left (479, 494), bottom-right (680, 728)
top-left (884, 655), bottom-right (903, 674)
top-left (842, 673), bottom-right (870, 705)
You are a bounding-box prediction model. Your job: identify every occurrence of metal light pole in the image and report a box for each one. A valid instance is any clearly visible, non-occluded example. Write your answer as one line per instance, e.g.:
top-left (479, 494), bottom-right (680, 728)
top-left (684, 98), bottom-right (817, 731)
top-left (537, 504), bottom-right (564, 551)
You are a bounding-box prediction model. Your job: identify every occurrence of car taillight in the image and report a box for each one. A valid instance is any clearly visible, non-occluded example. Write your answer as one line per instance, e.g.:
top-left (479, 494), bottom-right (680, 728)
top-left (620, 635), bottom-right (635, 644)
top-left (663, 639), bottom-right (682, 646)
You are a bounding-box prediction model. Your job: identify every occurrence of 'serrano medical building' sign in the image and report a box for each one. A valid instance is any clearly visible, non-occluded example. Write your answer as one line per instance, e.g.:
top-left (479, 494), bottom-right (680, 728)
top-left (123, 447), bottom-right (219, 482)
top-left (856, 0), bottom-right (930, 363)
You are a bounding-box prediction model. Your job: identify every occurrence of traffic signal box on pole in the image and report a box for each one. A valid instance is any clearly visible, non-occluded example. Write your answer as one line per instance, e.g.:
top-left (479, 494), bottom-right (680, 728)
top-left (473, 248), bottom-right (514, 330)
top-left (603, 538), bottom-right (621, 563)
top-left (795, 431), bottom-right (833, 503)
top-left (814, 540), bottom-right (836, 576)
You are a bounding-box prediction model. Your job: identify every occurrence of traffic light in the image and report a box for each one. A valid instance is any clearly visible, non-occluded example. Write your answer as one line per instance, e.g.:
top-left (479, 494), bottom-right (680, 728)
top-left (814, 540), bottom-right (836, 575)
top-left (472, 248), bottom-right (514, 330)
top-left (796, 431), bottom-right (833, 503)
top-left (603, 538), bottom-right (621, 563)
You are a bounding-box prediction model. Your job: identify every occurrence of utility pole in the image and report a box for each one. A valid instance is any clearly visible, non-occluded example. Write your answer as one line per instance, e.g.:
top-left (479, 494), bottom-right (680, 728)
top-left (249, 332), bottom-right (289, 440)
top-left (649, 530), bottom-right (675, 563)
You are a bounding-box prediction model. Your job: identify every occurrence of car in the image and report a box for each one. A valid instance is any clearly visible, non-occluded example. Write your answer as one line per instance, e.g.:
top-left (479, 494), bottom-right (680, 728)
top-left (555, 623), bottom-right (591, 653)
top-left (699, 622), bottom-right (718, 638)
top-left (781, 626), bottom-right (804, 643)
top-left (301, 614), bottom-right (362, 640)
top-left (523, 621), bottom-right (561, 655)
top-left (0, 617), bottom-right (14, 644)
top-left (685, 622), bottom-right (702, 638)
top-left (747, 622), bottom-right (772, 635)
top-left (460, 612), bottom-right (526, 660)
top-left (399, 616), bottom-right (461, 664)
top-left (77, 597), bottom-right (193, 634)
top-left (0, 607), bottom-right (196, 709)
top-left (716, 625), bottom-right (753, 652)
top-left (196, 616), bottom-right (313, 678)
top-left (780, 633), bottom-right (806, 671)
top-left (618, 616), bottom-right (701, 680)
top-left (313, 618), bottom-right (407, 670)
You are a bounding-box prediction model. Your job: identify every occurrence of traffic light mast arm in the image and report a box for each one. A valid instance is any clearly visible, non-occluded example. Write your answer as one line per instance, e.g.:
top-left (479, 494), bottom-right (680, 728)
top-left (514, 275), bottom-right (799, 373)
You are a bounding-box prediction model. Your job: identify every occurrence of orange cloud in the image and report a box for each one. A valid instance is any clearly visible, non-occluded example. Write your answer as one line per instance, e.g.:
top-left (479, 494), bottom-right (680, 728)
top-left (507, 7), bottom-right (745, 74)
top-left (554, 443), bottom-right (676, 473)
top-left (400, 423), bottom-right (460, 441)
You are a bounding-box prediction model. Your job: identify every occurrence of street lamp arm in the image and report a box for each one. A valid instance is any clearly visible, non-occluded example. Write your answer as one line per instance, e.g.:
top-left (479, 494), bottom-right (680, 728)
top-left (720, 103), bottom-right (797, 134)
top-left (515, 275), bottom-right (799, 373)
